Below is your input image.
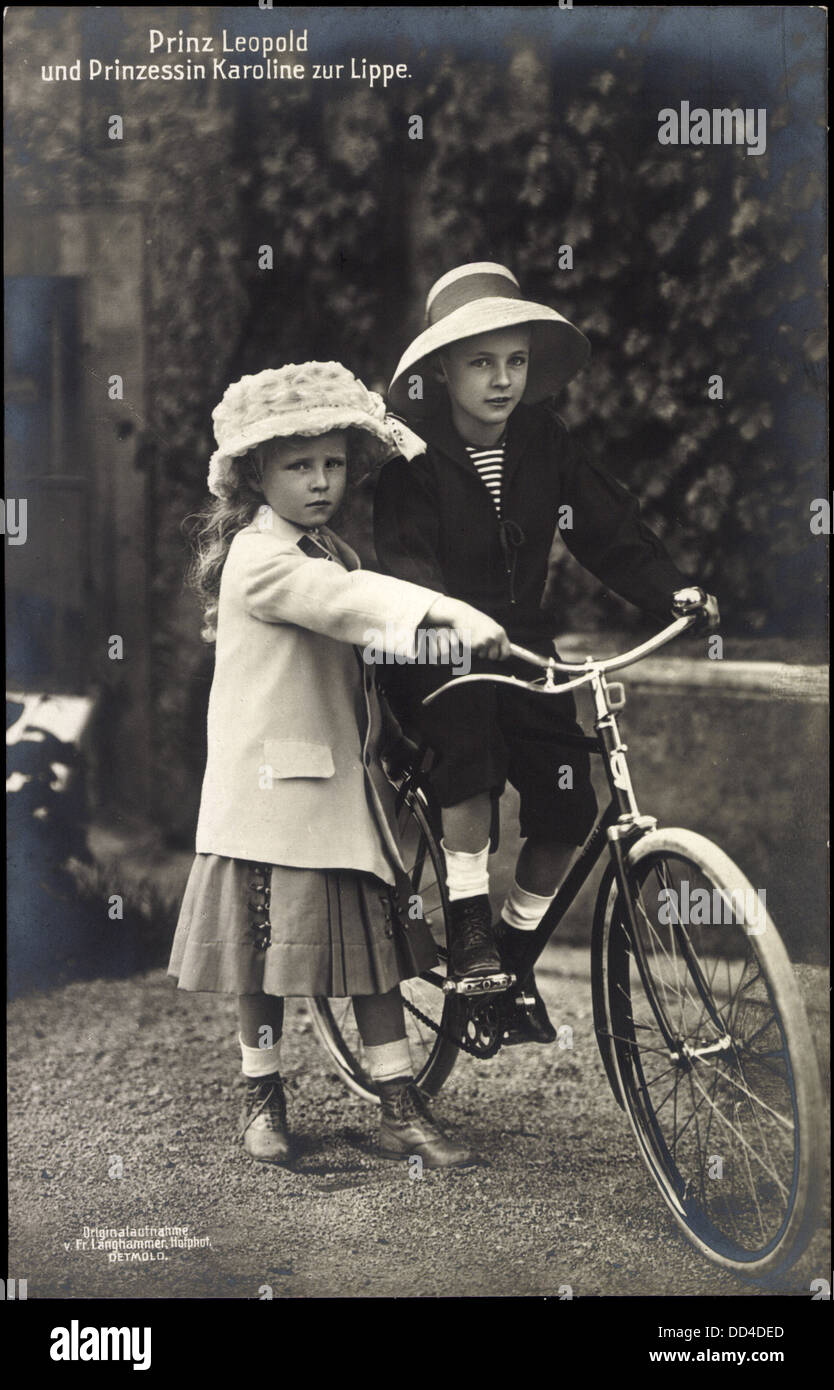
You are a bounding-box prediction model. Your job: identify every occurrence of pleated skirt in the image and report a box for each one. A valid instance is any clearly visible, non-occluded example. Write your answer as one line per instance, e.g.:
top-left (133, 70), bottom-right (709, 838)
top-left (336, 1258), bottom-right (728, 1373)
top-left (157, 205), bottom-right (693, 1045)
top-left (167, 853), bottom-right (438, 998)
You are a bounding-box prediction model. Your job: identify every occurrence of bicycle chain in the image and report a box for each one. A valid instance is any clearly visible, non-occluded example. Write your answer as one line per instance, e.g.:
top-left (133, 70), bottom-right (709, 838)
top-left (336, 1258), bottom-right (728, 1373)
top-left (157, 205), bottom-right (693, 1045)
top-left (401, 991), bottom-right (503, 1059)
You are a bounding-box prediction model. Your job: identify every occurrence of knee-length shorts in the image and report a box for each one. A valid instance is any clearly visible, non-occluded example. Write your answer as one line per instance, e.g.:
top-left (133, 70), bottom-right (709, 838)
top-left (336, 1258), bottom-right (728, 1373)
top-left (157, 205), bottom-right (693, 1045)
top-left (380, 651), bottom-right (599, 848)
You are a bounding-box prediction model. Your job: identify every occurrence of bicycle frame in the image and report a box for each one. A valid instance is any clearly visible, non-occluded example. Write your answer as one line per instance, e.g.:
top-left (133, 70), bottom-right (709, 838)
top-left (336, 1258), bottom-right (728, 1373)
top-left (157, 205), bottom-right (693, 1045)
top-left (413, 614), bottom-right (698, 1022)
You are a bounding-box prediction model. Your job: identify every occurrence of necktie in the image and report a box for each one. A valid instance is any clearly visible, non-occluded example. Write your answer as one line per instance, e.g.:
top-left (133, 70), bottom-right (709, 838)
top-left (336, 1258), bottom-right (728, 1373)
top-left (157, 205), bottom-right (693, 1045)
top-left (297, 530), bottom-right (340, 562)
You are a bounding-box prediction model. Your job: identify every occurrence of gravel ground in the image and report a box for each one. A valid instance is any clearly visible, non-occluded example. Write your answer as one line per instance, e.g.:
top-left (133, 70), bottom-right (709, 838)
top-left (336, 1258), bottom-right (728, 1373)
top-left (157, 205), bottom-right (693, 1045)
top-left (8, 949), bottom-right (829, 1300)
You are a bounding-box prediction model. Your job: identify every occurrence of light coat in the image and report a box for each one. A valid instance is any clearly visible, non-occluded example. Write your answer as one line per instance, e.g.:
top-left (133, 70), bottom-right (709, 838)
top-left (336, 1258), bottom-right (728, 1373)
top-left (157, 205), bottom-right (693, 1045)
top-left (194, 509), bottom-right (438, 882)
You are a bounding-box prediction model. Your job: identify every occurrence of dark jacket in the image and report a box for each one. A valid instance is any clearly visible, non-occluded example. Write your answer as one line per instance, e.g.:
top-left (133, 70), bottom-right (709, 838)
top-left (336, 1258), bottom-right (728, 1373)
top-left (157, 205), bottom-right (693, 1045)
top-left (373, 399), bottom-right (689, 646)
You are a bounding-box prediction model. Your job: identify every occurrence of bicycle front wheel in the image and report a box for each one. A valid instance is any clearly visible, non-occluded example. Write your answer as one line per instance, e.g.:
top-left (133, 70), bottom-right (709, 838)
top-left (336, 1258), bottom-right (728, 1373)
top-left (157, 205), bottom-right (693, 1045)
top-left (599, 828), bottom-right (824, 1278)
top-left (309, 779), bottom-right (461, 1102)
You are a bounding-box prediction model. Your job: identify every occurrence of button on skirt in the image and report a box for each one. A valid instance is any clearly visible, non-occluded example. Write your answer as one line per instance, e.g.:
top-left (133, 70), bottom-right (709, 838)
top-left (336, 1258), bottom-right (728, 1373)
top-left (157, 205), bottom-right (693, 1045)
top-left (168, 853), bottom-right (438, 998)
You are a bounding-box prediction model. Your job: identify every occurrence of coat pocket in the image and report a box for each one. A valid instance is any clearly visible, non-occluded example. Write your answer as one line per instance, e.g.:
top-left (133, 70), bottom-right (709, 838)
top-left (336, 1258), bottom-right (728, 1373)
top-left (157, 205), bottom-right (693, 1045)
top-left (263, 739), bottom-right (335, 779)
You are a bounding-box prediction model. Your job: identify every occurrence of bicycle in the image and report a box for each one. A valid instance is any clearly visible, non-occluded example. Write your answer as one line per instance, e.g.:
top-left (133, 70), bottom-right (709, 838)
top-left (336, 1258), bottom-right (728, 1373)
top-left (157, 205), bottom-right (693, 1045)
top-left (310, 614), bottom-right (825, 1280)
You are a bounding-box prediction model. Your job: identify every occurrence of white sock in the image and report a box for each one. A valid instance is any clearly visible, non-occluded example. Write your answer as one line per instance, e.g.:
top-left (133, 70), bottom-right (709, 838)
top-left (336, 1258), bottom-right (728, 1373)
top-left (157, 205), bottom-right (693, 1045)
top-left (441, 840), bottom-right (490, 901)
top-left (363, 1037), bottom-right (413, 1083)
top-left (501, 878), bottom-right (556, 932)
top-left (239, 1033), bottom-right (283, 1079)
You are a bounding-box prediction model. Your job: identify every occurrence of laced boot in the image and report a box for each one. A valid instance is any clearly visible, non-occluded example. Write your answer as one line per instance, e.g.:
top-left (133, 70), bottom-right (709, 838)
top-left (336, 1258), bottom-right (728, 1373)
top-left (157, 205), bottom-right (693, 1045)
top-left (447, 894), bottom-right (503, 986)
top-left (496, 922), bottom-right (557, 1045)
top-left (378, 1077), bottom-right (478, 1169)
top-left (239, 1071), bottom-right (292, 1164)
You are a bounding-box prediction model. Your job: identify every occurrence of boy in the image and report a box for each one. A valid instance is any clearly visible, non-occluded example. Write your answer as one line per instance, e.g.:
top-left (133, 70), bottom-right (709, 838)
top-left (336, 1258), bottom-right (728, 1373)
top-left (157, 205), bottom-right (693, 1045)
top-left (373, 263), bottom-right (718, 1044)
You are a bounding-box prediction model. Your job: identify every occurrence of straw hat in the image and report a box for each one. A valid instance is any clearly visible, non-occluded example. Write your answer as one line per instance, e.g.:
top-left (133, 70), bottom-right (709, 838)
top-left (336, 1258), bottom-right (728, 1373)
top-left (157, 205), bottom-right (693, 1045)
top-left (387, 263), bottom-right (590, 416)
top-left (208, 361), bottom-right (425, 498)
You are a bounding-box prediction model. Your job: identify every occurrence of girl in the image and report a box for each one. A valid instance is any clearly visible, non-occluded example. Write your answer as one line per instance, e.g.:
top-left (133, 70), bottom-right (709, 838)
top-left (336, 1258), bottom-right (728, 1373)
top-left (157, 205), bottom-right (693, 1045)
top-left (168, 361), bottom-right (510, 1169)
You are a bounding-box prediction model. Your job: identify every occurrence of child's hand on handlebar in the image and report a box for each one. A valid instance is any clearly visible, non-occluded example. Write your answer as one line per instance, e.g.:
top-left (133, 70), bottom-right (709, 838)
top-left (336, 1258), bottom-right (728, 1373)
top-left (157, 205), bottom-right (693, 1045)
top-left (672, 587), bottom-right (720, 634)
top-left (424, 598), bottom-right (511, 661)
top-left (470, 616), bottom-right (512, 661)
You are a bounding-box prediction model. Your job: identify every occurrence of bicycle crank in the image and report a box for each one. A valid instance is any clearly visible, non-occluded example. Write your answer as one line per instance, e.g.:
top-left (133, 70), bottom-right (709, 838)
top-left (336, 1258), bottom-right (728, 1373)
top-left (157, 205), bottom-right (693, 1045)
top-left (401, 977), bottom-right (534, 1060)
top-left (400, 987), bottom-right (509, 1059)
top-left (461, 997), bottom-right (504, 1058)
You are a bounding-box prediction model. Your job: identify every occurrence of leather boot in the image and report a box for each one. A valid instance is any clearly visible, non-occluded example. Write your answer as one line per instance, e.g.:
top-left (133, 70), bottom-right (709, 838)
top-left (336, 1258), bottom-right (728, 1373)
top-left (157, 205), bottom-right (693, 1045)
top-left (496, 922), bottom-right (557, 1045)
top-left (378, 1077), bottom-right (478, 1169)
top-left (239, 1071), bottom-right (292, 1164)
top-left (447, 894), bottom-right (502, 982)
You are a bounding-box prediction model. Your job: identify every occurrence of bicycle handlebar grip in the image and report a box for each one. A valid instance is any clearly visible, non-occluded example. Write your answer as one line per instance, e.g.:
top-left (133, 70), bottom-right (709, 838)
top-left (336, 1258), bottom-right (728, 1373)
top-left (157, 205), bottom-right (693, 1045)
top-left (507, 642), bottom-right (553, 670)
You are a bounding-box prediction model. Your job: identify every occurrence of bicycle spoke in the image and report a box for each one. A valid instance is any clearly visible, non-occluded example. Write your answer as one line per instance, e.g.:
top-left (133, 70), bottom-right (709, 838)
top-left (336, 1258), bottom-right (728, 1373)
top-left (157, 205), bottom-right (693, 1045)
top-left (612, 984), bottom-right (657, 1030)
top-left (667, 1079), bottom-right (712, 1149)
top-left (673, 918), bottom-right (721, 1039)
top-left (684, 1066), bottom-right (703, 1174)
top-left (739, 1012), bottom-right (782, 1052)
top-left (667, 1047), bottom-right (791, 1236)
top-left (739, 1049), bottom-right (790, 1081)
top-left (646, 1070), bottom-right (687, 1116)
top-left (694, 1053), bottom-right (794, 1132)
top-left (596, 1029), bottom-right (670, 1055)
top-left (635, 892), bottom-right (707, 1029)
top-left (654, 862), bottom-right (685, 1035)
top-left (732, 1051), bottom-right (792, 1227)
top-left (739, 1128), bottom-right (768, 1245)
top-left (699, 1043), bottom-right (723, 1205)
top-left (686, 1069), bottom-right (790, 1199)
top-left (723, 964), bottom-right (764, 1037)
top-left (633, 891), bottom-right (680, 1018)
top-left (650, 856), bottom-right (689, 1045)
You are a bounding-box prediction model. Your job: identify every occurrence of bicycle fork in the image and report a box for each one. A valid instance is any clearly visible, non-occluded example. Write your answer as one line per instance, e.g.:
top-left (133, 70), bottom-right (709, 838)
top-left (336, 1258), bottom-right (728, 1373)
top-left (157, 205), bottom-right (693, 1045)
top-left (591, 671), bottom-right (688, 1054)
top-left (594, 672), bottom-right (729, 1056)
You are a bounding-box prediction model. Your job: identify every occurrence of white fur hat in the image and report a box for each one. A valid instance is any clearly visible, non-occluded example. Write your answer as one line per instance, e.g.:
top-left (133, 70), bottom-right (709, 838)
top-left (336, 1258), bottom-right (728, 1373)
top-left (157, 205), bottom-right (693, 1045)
top-left (208, 361), bottom-right (424, 498)
top-left (388, 263), bottom-right (590, 416)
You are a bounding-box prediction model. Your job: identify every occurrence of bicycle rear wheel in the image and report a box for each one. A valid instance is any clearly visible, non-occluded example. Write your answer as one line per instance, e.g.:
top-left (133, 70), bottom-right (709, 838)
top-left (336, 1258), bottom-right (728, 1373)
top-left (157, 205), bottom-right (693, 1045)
top-left (309, 779), bottom-right (461, 1102)
top-left (598, 827), bottom-right (824, 1278)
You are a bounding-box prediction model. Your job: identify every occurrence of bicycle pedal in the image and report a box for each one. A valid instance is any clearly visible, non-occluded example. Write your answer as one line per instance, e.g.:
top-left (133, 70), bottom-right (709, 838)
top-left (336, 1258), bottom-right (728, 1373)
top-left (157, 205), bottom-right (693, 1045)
top-left (443, 970), bottom-right (516, 996)
top-left (513, 992), bottom-right (536, 1010)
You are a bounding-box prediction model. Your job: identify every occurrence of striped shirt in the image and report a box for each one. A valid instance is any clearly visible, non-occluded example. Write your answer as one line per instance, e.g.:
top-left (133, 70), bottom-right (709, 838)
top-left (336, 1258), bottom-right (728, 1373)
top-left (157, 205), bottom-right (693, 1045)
top-left (465, 442), bottom-right (505, 516)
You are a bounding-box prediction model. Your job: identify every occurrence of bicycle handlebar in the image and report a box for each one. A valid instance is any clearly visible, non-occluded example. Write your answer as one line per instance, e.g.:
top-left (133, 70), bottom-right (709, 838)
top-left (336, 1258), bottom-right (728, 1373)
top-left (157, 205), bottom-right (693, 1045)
top-left (422, 614), bottom-right (697, 707)
top-left (509, 613), bottom-right (696, 674)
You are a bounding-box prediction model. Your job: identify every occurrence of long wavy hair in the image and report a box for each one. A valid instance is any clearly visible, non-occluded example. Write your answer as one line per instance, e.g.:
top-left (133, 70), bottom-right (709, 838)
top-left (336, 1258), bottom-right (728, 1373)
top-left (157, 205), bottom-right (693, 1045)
top-left (185, 428), bottom-right (389, 642)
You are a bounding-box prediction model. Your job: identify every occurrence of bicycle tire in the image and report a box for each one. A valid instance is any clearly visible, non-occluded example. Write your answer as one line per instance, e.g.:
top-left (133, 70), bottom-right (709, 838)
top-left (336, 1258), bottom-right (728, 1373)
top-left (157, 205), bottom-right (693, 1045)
top-left (597, 827), bottom-right (824, 1279)
top-left (309, 780), bottom-right (461, 1102)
